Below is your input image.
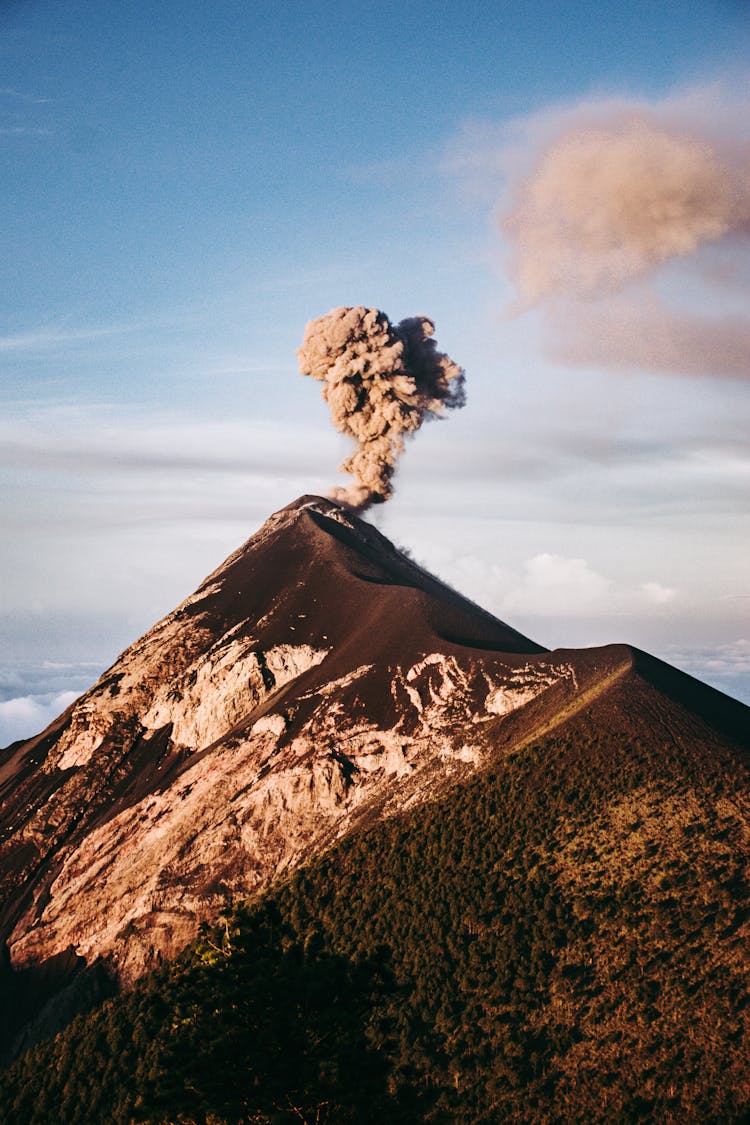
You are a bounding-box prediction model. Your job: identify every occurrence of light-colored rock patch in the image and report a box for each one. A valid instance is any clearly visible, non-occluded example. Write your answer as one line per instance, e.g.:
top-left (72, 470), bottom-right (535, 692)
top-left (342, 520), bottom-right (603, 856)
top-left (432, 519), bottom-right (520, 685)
top-left (56, 703), bottom-right (114, 770)
top-left (251, 714), bottom-right (287, 737)
top-left (485, 685), bottom-right (540, 716)
top-left (484, 661), bottom-right (578, 717)
top-left (308, 664), bottom-right (374, 699)
top-left (142, 641), bottom-right (327, 751)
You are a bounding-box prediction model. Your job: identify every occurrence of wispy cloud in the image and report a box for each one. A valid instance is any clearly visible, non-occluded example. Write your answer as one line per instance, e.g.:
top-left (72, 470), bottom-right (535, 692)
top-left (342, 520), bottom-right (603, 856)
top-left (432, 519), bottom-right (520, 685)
top-left (0, 88), bottom-right (52, 105)
top-left (665, 638), bottom-right (750, 677)
top-left (0, 322), bottom-right (141, 353)
top-left (0, 126), bottom-right (53, 137)
top-left (0, 85), bottom-right (55, 139)
top-left (0, 408), bottom-right (335, 480)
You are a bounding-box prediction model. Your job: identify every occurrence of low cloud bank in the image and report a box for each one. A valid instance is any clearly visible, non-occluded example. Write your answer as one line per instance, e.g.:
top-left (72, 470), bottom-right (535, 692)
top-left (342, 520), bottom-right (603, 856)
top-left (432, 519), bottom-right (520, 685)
top-left (0, 690), bottom-right (78, 747)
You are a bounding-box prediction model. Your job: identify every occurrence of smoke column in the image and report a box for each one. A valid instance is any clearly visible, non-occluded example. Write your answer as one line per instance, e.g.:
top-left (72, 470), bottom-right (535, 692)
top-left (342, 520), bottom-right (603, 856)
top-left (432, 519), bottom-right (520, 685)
top-left (297, 306), bottom-right (465, 511)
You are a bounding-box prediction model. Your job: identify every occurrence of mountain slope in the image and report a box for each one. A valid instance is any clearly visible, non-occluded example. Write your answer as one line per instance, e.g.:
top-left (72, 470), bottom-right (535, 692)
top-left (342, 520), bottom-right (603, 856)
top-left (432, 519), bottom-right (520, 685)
top-left (0, 496), bottom-right (574, 1043)
top-left (0, 494), bottom-right (747, 1079)
top-left (1, 654), bottom-right (748, 1123)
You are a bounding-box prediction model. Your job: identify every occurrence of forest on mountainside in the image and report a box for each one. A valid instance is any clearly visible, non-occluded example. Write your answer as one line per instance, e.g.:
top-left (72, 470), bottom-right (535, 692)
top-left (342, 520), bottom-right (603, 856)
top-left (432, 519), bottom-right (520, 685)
top-left (1, 720), bottom-right (748, 1124)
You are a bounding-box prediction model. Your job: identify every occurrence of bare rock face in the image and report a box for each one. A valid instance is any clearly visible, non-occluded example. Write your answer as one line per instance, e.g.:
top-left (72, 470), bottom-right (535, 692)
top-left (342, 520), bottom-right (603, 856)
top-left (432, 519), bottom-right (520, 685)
top-left (1, 494), bottom-right (746, 1041)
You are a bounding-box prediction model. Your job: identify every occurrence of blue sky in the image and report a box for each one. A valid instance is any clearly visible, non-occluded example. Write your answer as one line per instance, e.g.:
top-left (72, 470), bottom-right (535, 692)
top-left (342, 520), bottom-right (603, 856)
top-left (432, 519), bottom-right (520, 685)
top-left (2, 0), bottom-right (749, 743)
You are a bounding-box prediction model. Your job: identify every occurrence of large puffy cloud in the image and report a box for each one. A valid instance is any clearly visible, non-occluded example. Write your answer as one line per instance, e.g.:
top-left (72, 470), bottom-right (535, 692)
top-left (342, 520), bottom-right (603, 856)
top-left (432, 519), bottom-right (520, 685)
top-left (435, 550), bottom-right (678, 622)
top-left (502, 553), bottom-right (614, 615)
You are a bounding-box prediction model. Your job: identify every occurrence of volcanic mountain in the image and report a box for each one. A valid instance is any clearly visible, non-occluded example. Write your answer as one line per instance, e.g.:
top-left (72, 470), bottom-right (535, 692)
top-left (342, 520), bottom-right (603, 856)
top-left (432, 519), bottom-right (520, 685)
top-left (1, 495), bottom-right (748, 1116)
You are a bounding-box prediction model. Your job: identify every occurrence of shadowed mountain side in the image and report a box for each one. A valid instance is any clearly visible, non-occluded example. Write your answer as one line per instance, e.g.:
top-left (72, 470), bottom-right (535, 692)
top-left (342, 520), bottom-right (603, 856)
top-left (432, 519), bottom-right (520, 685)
top-left (630, 647), bottom-right (750, 751)
top-left (190, 495), bottom-right (546, 658)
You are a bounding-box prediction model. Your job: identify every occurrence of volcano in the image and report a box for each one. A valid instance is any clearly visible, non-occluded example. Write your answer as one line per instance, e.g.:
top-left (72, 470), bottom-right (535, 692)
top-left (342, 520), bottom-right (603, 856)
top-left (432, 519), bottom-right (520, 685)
top-left (0, 495), bottom-right (748, 1102)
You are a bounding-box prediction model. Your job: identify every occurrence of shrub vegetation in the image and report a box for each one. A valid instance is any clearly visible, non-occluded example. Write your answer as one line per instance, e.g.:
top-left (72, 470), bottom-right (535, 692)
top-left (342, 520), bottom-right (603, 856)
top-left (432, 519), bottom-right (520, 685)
top-left (1, 725), bottom-right (748, 1123)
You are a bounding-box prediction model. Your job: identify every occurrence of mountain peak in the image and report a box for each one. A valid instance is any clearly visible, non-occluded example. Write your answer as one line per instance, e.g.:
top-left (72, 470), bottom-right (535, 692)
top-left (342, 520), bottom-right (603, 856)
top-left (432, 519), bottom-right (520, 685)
top-left (279, 492), bottom-right (349, 515)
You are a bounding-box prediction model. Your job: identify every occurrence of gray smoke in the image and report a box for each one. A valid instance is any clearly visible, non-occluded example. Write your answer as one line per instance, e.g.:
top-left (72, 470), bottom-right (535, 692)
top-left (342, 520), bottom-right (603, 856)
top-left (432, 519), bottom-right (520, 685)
top-left (297, 306), bottom-right (465, 510)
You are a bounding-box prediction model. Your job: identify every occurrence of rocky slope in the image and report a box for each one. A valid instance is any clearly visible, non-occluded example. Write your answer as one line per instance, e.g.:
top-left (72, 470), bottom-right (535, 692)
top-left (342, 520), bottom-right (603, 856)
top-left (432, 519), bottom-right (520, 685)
top-left (0, 495), bottom-right (747, 1058)
top-left (2, 630), bottom-right (749, 1123)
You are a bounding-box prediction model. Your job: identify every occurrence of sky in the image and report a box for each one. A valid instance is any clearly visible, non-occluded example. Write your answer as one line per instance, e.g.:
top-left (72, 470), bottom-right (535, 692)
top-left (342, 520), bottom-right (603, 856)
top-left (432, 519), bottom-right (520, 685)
top-left (2, 0), bottom-right (749, 744)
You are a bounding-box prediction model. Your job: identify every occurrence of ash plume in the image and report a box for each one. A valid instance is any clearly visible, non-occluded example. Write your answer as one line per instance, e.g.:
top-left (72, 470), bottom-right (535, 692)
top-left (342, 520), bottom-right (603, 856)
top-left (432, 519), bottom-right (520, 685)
top-left (505, 115), bottom-right (750, 304)
top-left (548, 293), bottom-right (750, 379)
top-left (297, 306), bottom-right (465, 511)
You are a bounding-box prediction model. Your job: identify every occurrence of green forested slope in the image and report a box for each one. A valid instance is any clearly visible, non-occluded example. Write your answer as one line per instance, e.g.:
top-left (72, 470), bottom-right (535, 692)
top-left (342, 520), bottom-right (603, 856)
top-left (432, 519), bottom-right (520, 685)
top-left (1, 699), bottom-right (748, 1124)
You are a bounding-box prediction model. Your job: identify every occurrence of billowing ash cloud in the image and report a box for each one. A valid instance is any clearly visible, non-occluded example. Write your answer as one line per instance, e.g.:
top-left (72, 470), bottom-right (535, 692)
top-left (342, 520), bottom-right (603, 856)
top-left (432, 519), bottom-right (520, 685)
top-left (297, 306), bottom-right (465, 510)
top-left (506, 116), bottom-right (750, 304)
top-left (443, 87), bottom-right (750, 378)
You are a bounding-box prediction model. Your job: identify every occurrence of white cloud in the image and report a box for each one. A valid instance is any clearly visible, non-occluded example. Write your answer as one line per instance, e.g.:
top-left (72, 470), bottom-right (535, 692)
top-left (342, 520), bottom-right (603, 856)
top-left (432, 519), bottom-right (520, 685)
top-left (0, 690), bottom-right (78, 748)
top-left (0, 88), bottom-right (52, 105)
top-left (430, 548), bottom-right (680, 622)
top-left (493, 554), bottom-right (678, 620)
top-left (0, 322), bottom-right (142, 353)
top-left (503, 553), bottom-right (612, 616)
top-left (0, 126), bottom-right (53, 137)
top-left (641, 581), bottom-right (677, 605)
